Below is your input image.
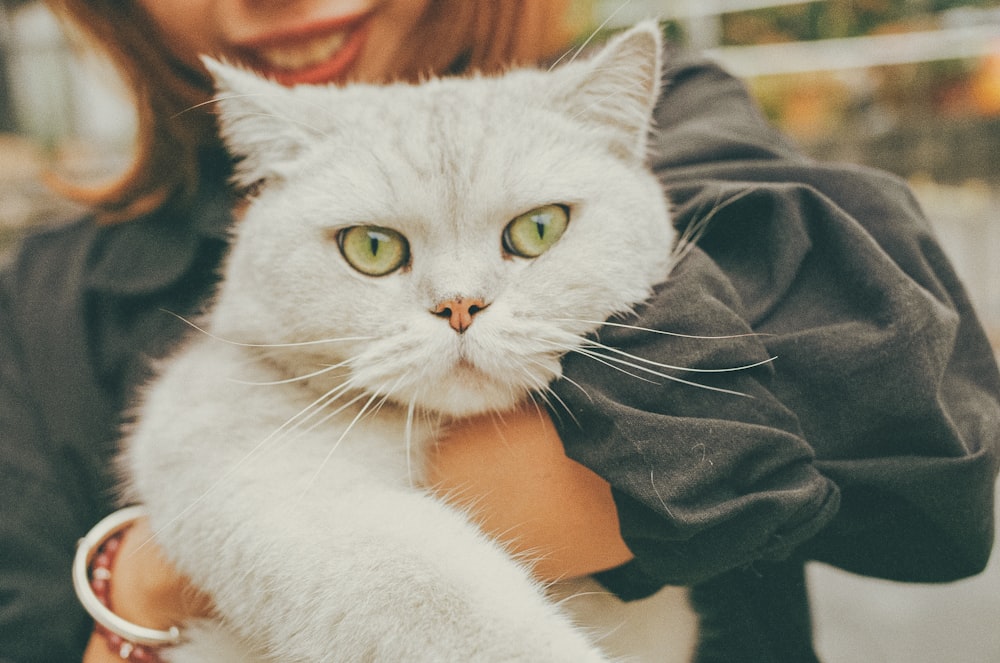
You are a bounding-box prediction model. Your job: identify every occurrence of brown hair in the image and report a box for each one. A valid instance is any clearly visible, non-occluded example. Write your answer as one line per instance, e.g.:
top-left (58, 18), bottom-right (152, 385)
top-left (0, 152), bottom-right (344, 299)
top-left (44, 0), bottom-right (578, 223)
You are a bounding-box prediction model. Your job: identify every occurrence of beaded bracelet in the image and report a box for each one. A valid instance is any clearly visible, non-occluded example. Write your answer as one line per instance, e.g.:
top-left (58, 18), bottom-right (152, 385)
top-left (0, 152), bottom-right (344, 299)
top-left (72, 506), bottom-right (182, 661)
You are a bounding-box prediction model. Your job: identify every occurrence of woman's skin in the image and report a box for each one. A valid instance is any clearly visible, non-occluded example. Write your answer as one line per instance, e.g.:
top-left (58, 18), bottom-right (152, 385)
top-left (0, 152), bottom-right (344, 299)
top-left (84, 2), bottom-right (632, 660)
top-left (427, 405), bottom-right (635, 582)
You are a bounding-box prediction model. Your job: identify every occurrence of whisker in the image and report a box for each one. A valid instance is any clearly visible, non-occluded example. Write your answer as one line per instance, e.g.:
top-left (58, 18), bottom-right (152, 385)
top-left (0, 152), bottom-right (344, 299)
top-left (295, 380), bottom-right (399, 500)
top-left (405, 394), bottom-right (418, 489)
top-left (515, 353), bottom-right (586, 425)
top-left (552, 589), bottom-right (617, 609)
top-left (555, 317), bottom-right (766, 340)
top-left (226, 360), bottom-right (352, 386)
top-left (525, 397), bottom-right (548, 429)
top-left (162, 310), bottom-right (374, 348)
top-left (531, 331), bottom-right (759, 397)
top-left (526, 370), bottom-right (583, 428)
top-left (674, 188), bottom-right (725, 254)
top-left (571, 346), bottom-right (752, 397)
top-left (174, 92), bottom-right (332, 139)
top-left (548, 0), bottom-right (636, 71)
top-left (509, 543), bottom-right (552, 576)
top-left (521, 350), bottom-right (593, 400)
top-left (477, 409), bottom-right (511, 452)
top-left (568, 347), bottom-right (659, 385)
top-left (170, 92), bottom-right (268, 118)
top-left (649, 469), bottom-right (673, 518)
top-left (285, 387), bottom-right (369, 442)
top-left (256, 382), bottom-right (357, 451)
top-left (671, 187), bottom-right (757, 269)
top-left (580, 338), bottom-right (777, 374)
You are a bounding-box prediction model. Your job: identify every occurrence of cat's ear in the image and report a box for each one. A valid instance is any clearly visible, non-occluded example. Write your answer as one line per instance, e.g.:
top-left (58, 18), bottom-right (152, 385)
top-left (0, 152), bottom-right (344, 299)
top-left (552, 21), bottom-right (663, 161)
top-left (202, 57), bottom-right (315, 187)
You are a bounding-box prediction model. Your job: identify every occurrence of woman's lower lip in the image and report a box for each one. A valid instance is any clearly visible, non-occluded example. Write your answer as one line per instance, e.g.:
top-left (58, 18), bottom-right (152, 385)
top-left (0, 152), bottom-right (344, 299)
top-left (250, 22), bottom-right (369, 86)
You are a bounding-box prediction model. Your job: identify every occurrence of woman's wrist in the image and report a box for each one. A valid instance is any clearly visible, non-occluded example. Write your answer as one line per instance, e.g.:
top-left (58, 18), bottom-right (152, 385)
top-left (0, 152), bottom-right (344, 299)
top-left (107, 516), bottom-right (212, 630)
top-left (74, 508), bottom-right (180, 661)
top-left (75, 508), bottom-right (213, 662)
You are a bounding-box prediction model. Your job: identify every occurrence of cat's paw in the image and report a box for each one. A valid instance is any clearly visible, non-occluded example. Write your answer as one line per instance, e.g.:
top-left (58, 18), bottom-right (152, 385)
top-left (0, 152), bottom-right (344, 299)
top-left (460, 604), bottom-right (612, 663)
top-left (359, 580), bottom-right (610, 663)
top-left (526, 629), bottom-right (613, 663)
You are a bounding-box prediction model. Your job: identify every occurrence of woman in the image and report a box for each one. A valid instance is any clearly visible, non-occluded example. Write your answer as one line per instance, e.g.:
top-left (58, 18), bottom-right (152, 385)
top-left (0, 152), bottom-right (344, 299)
top-left (1, 1), bottom-right (997, 662)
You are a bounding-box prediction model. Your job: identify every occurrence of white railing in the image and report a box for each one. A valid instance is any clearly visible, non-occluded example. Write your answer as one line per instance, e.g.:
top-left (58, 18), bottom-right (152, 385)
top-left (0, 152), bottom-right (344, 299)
top-left (595, 1), bottom-right (1000, 74)
top-left (597, 0), bottom-right (821, 24)
top-left (707, 23), bottom-right (1000, 77)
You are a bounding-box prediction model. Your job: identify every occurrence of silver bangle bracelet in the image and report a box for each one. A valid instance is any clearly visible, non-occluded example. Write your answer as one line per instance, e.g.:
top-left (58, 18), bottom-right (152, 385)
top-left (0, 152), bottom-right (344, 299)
top-left (72, 505), bottom-right (183, 647)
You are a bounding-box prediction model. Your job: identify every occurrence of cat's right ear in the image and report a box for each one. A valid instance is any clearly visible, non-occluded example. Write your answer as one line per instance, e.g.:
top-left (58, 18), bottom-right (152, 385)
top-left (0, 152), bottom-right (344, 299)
top-left (549, 21), bottom-right (663, 163)
top-left (202, 57), bottom-right (314, 187)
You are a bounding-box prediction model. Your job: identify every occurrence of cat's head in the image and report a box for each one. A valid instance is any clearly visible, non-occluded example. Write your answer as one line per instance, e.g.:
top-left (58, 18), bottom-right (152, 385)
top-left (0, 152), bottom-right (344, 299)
top-left (205, 22), bottom-right (674, 417)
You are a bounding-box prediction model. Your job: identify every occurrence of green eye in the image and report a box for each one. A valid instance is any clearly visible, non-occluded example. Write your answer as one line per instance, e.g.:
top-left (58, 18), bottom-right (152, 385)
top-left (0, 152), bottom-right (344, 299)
top-left (337, 225), bottom-right (410, 276)
top-left (502, 204), bottom-right (569, 258)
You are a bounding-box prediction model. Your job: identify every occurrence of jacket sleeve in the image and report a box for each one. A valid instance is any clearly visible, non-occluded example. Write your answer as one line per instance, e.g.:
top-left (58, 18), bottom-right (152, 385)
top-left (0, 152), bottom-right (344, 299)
top-left (0, 247), bottom-right (99, 660)
top-left (551, 54), bottom-right (1000, 598)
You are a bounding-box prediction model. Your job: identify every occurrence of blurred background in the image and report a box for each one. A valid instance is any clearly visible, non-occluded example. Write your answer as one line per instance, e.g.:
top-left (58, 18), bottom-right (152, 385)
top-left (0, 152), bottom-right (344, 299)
top-left (0, 0), bottom-right (998, 660)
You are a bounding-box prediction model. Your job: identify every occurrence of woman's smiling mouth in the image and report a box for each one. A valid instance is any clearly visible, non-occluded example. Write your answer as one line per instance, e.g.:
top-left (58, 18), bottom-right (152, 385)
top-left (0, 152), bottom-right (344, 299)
top-left (260, 31), bottom-right (348, 71)
top-left (235, 14), bottom-right (371, 86)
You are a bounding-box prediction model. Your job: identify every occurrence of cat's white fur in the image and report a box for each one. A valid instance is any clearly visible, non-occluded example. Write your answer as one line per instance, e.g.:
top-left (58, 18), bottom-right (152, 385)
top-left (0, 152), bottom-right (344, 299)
top-left (122, 22), bottom-right (695, 662)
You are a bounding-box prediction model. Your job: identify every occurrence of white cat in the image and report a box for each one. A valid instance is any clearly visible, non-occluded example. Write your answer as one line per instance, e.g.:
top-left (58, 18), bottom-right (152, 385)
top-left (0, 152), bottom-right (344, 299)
top-left (122, 22), bottom-right (696, 662)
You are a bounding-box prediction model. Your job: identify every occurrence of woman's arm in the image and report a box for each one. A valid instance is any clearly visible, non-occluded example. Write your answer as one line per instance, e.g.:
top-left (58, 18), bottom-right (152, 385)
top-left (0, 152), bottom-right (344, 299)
top-left (424, 404), bottom-right (634, 581)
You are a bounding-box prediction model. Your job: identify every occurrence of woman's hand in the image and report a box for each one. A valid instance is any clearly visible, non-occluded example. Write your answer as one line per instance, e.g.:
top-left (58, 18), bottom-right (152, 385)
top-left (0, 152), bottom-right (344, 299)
top-left (82, 518), bottom-right (213, 663)
top-left (425, 404), bottom-right (634, 582)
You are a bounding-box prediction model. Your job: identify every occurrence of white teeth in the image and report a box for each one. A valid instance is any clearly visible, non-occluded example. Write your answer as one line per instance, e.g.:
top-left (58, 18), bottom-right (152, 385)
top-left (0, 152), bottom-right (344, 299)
top-left (260, 31), bottom-right (347, 71)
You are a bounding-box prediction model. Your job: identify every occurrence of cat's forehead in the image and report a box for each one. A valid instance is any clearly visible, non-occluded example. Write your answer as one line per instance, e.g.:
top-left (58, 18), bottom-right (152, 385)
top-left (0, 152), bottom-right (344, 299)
top-left (297, 69), bottom-right (565, 141)
top-left (285, 72), bottom-right (601, 219)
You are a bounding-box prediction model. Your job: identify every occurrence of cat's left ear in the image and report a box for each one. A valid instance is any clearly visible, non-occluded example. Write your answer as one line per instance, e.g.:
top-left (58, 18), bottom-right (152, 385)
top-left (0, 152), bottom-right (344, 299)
top-left (202, 57), bottom-right (315, 187)
top-left (551, 21), bottom-right (663, 162)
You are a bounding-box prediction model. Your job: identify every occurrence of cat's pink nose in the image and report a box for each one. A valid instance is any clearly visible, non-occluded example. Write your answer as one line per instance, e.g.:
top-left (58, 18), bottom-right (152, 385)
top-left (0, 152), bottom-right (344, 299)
top-left (432, 297), bottom-right (488, 334)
